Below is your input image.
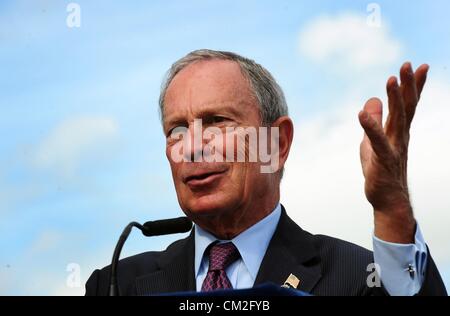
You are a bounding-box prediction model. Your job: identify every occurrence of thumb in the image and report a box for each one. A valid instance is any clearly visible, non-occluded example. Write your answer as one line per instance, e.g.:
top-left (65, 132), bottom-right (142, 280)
top-left (362, 97), bottom-right (383, 127)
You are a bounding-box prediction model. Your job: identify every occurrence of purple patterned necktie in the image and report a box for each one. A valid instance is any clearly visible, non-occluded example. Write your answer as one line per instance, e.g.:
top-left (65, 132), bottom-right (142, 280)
top-left (201, 242), bottom-right (240, 292)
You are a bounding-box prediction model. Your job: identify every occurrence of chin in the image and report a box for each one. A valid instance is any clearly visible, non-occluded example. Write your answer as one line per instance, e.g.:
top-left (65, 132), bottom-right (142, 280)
top-left (181, 193), bottom-right (239, 219)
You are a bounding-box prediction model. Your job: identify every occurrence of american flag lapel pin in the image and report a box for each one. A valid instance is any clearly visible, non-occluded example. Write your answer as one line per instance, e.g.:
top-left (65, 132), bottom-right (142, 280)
top-left (281, 273), bottom-right (300, 289)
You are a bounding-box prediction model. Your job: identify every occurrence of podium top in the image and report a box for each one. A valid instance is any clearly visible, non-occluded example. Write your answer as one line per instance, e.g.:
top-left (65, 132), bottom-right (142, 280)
top-left (156, 282), bottom-right (311, 296)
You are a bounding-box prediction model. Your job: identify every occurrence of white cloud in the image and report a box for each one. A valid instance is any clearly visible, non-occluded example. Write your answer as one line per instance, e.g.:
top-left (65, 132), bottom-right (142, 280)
top-left (281, 76), bottom-right (450, 284)
top-left (33, 117), bottom-right (119, 176)
top-left (292, 15), bottom-right (450, 289)
top-left (299, 13), bottom-right (402, 72)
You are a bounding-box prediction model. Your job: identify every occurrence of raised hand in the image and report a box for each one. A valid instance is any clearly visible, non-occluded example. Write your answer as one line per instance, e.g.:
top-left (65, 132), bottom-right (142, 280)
top-left (358, 62), bottom-right (429, 243)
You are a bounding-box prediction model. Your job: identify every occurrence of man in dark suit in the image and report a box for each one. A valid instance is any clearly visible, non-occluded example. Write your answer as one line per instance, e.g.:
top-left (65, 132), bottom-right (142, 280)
top-left (86, 50), bottom-right (447, 296)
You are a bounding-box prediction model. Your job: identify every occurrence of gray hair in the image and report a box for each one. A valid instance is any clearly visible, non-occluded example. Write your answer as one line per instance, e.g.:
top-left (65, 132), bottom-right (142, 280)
top-left (158, 49), bottom-right (289, 125)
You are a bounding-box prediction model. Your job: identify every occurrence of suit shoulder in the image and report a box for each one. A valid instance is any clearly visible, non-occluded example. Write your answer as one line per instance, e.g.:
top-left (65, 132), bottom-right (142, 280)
top-left (85, 236), bottom-right (191, 296)
top-left (310, 234), bottom-right (372, 256)
top-left (311, 233), bottom-right (373, 261)
top-left (282, 209), bottom-right (372, 263)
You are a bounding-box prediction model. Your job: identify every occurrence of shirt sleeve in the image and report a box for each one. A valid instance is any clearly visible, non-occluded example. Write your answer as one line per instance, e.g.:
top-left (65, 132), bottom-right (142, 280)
top-left (372, 223), bottom-right (428, 296)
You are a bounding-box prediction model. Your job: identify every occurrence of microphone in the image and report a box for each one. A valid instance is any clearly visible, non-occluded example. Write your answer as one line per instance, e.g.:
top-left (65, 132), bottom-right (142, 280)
top-left (108, 217), bottom-right (193, 296)
top-left (142, 217), bottom-right (193, 237)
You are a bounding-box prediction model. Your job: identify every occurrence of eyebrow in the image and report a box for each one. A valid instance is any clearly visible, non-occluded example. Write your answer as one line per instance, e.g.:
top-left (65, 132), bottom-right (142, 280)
top-left (164, 100), bottom-right (253, 128)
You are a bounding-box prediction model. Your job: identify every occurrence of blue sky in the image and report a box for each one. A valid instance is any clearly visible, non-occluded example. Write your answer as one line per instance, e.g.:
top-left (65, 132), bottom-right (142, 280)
top-left (1, 0), bottom-right (449, 295)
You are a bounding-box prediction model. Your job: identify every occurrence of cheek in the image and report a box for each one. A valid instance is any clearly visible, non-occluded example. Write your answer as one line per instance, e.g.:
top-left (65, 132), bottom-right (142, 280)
top-left (236, 161), bottom-right (262, 189)
top-left (166, 146), bottom-right (179, 169)
top-left (166, 156), bottom-right (182, 186)
top-left (227, 162), bottom-right (250, 189)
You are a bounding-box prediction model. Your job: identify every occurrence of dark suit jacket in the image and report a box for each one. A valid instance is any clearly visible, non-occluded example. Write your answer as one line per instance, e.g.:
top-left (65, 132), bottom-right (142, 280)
top-left (85, 207), bottom-right (447, 296)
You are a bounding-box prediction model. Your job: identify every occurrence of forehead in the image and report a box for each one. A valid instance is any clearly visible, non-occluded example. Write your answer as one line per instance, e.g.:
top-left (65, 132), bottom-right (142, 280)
top-left (163, 59), bottom-right (256, 121)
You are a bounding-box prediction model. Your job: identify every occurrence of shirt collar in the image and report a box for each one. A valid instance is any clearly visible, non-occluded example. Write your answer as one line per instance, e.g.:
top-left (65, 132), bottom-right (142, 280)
top-left (194, 203), bottom-right (282, 281)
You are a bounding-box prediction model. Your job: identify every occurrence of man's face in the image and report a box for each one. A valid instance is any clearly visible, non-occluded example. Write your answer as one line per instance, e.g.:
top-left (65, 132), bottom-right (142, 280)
top-left (163, 59), bottom-right (271, 220)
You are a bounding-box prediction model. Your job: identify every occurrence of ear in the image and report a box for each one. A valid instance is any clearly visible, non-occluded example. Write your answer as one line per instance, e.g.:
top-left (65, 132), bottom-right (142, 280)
top-left (271, 116), bottom-right (294, 172)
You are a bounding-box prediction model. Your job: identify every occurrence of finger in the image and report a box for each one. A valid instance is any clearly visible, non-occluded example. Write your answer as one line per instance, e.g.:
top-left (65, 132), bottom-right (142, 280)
top-left (385, 76), bottom-right (406, 141)
top-left (363, 97), bottom-right (383, 126)
top-left (359, 109), bottom-right (392, 159)
top-left (361, 98), bottom-right (383, 153)
top-left (415, 63), bottom-right (429, 97)
top-left (361, 97), bottom-right (383, 145)
top-left (399, 62), bottom-right (418, 126)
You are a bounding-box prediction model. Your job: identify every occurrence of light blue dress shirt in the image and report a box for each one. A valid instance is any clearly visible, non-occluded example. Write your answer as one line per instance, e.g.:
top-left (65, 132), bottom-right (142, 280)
top-left (195, 204), bottom-right (282, 291)
top-left (194, 202), bottom-right (428, 296)
top-left (373, 224), bottom-right (428, 296)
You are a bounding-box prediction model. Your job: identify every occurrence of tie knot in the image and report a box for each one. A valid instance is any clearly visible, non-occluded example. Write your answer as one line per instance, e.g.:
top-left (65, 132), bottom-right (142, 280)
top-left (207, 242), bottom-right (240, 271)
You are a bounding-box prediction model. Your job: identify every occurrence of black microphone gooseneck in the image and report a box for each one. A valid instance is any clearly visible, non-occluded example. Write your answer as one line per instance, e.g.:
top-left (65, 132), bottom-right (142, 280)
top-left (108, 217), bottom-right (193, 296)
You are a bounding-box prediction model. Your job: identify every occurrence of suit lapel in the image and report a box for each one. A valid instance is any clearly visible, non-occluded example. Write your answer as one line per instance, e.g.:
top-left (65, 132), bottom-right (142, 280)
top-left (254, 206), bottom-right (322, 293)
top-left (135, 231), bottom-right (196, 295)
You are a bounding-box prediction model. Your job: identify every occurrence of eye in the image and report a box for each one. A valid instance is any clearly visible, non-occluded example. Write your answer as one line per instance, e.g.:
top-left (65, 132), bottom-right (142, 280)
top-left (212, 116), bottom-right (226, 123)
top-left (167, 125), bottom-right (188, 138)
top-left (205, 116), bottom-right (228, 125)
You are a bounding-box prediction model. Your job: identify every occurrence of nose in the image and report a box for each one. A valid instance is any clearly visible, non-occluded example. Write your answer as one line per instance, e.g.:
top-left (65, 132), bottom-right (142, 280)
top-left (184, 119), bottom-right (205, 162)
